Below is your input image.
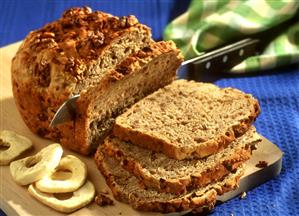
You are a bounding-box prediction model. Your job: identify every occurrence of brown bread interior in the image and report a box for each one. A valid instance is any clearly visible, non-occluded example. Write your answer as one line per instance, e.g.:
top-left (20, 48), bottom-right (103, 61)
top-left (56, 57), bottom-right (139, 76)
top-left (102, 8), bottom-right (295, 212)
top-left (101, 127), bottom-right (260, 194)
top-left (95, 150), bottom-right (244, 213)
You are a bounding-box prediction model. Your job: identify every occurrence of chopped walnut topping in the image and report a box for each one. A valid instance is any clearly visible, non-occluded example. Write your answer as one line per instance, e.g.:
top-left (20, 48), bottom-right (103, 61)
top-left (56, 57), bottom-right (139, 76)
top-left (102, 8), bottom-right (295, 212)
top-left (126, 15), bottom-right (138, 26)
top-left (40, 38), bottom-right (55, 44)
top-left (41, 32), bottom-right (55, 38)
top-left (90, 30), bottom-right (105, 48)
top-left (107, 17), bottom-right (120, 29)
top-left (62, 6), bottom-right (92, 18)
top-left (120, 15), bottom-right (138, 28)
top-left (62, 31), bottom-right (77, 41)
top-left (119, 17), bottom-right (127, 28)
top-left (30, 36), bottom-right (57, 51)
top-left (24, 6), bottom-right (149, 80)
top-left (64, 57), bottom-right (85, 76)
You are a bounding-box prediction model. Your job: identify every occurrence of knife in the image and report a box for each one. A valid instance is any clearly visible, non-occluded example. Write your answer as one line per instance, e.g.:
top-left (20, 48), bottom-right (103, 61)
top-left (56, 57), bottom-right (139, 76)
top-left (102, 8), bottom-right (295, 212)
top-left (50, 38), bottom-right (260, 127)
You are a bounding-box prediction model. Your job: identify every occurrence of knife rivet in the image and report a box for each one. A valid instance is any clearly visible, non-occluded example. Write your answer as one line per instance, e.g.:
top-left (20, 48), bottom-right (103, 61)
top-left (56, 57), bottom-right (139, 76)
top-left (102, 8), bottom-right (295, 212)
top-left (239, 49), bottom-right (244, 56)
top-left (222, 55), bottom-right (228, 63)
top-left (205, 62), bottom-right (211, 70)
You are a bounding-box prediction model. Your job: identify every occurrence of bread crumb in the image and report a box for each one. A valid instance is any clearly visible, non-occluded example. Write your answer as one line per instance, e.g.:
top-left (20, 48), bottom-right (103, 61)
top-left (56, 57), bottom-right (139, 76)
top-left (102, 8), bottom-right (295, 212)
top-left (256, 161), bottom-right (268, 168)
top-left (240, 192), bottom-right (247, 199)
top-left (119, 212), bottom-right (122, 215)
top-left (95, 194), bottom-right (114, 206)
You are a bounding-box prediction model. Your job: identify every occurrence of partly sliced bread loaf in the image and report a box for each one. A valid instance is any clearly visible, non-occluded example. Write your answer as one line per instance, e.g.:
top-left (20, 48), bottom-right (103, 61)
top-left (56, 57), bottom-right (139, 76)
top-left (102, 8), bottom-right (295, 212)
top-left (101, 127), bottom-right (260, 195)
top-left (12, 7), bottom-right (183, 155)
top-left (12, 7), bottom-right (152, 150)
top-left (95, 150), bottom-right (244, 213)
top-left (113, 80), bottom-right (260, 160)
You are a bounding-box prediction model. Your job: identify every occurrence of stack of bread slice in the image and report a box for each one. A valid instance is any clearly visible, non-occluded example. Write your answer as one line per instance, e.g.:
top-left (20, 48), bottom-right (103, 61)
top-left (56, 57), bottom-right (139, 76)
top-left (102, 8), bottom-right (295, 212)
top-left (95, 80), bottom-right (261, 213)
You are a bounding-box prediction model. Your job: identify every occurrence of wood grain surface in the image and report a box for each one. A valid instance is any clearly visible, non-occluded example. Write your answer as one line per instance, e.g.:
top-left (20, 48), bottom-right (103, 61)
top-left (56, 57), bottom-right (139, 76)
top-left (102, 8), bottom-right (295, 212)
top-left (0, 42), bottom-right (283, 216)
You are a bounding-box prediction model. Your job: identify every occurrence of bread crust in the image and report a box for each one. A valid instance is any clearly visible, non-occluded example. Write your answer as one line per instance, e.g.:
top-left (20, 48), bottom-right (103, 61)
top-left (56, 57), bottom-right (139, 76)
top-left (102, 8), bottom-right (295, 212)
top-left (101, 135), bottom-right (257, 194)
top-left (113, 82), bottom-right (261, 160)
top-left (94, 150), bottom-right (244, 213)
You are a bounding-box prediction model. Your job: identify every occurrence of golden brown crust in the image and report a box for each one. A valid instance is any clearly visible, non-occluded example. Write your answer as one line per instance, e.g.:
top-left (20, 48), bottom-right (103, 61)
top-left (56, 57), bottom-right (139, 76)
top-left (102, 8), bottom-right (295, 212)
top-left (94, 150), bottom-right (243, 213)
top-left (113, 87), bottom-right (260, 160)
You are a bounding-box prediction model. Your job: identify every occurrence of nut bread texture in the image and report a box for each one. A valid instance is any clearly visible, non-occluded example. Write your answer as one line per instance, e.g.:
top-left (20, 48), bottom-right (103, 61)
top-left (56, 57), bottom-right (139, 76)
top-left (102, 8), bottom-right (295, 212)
top-left (95, 150), bottom-right (244, 213)
top-left (101, 127), bottom-right (260, 195)
top-left (11, 7), bottom-right (183, 154)
top-left (113, 80), bottom-right (260, 160)
top-left (76, 41), bottom-right (182, 153)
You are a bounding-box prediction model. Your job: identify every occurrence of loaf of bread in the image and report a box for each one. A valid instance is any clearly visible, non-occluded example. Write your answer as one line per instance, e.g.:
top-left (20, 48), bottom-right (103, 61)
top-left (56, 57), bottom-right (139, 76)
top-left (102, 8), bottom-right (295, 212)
top-left (11, 7), bottom-right (183, 154)
top-left (100, 127), bottom-right (260, 194)
top-left (113, 80), bottom-right (260, 160)
top-left (95, 149), bottom-right (244, 213)
top-left (12, 6), bottom-right (262, 214)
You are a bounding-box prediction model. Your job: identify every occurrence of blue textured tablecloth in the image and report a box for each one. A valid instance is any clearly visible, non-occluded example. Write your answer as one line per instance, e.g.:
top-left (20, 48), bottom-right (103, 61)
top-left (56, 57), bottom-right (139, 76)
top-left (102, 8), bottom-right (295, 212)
top-left (1, 1), bottom-right (299, 215)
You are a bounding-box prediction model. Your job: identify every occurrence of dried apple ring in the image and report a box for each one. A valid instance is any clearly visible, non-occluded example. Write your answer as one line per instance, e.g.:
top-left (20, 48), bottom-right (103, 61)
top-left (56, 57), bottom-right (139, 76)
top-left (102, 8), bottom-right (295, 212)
top-left (0, 130), bottom-right (32, 165)
top-left (35, 155), bottom-right (87, 193)
top-left (10, 144), bottom-right (63, 185)
top-left (28, 181), bottom-right (95, 213)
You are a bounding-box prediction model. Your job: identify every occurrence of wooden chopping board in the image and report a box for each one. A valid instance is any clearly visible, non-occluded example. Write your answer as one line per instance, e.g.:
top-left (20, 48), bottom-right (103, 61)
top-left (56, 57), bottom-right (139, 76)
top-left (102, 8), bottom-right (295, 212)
top-left (0, 42), bottom-right (283, 216)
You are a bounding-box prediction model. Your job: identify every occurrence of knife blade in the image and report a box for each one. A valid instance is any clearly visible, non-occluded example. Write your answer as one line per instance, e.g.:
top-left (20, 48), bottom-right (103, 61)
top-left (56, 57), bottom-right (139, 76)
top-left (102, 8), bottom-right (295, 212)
top-left (50, 38), bottom-right (260, 127)
top-left (50, 95), bottom-right (80, 127)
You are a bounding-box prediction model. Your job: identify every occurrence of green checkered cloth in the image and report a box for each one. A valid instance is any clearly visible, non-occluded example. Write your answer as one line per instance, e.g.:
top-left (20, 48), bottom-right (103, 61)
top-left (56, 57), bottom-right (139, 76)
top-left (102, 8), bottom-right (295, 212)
top-left (164, 0), bottom-right (299, 73)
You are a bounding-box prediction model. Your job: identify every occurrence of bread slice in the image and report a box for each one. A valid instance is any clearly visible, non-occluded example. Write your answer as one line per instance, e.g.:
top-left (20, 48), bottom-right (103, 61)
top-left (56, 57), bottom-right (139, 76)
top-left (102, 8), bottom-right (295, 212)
top-left (74, 41), bottom-right (183, 153)
top-left (95, 150), bottom-right (244, 213)
top-left (101, 127), bottom-right (260, 195)
top-left (11, 7), bottom-right (183, 154)
top-left (113, 80), bottom-right (260, 160)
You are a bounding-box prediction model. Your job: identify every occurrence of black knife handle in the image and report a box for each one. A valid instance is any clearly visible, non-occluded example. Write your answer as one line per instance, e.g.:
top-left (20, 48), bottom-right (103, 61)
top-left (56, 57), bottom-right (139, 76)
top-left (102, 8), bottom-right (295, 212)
top-left (183, 38), bottom-right (260, 73)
